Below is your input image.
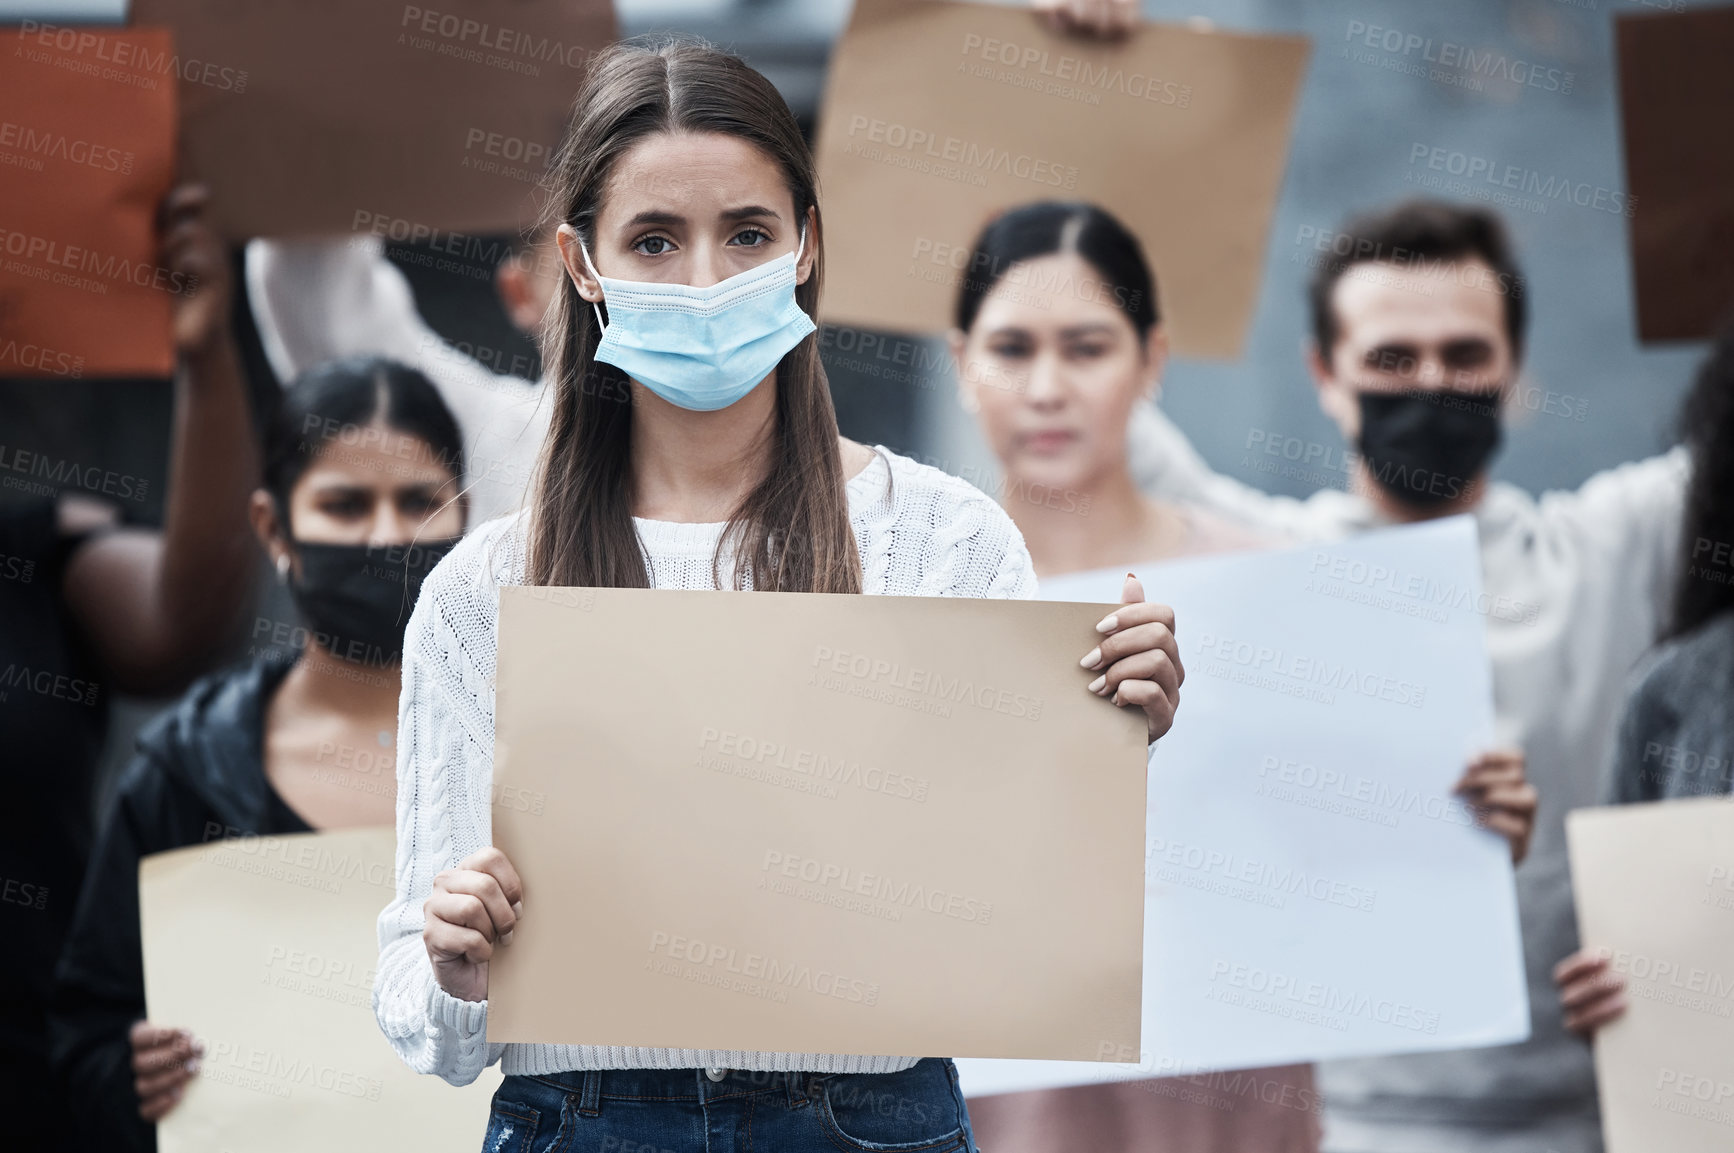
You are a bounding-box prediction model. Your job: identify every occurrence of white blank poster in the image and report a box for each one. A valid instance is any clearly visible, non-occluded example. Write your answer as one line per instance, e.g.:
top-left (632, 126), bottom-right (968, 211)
top-left (957, 516), bottom-right (1529, 1097)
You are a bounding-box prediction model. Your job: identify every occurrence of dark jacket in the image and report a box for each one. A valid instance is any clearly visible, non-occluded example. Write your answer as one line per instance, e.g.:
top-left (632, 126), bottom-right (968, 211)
top-left (48, 654), bottom-right (310, 1153)
top-left (1606, 610), bottom-right (1734, 804)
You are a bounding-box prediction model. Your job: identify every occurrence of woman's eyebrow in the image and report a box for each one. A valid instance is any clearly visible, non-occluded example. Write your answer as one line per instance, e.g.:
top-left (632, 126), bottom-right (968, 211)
top-left (622, 209), bottom-right (684, 229)
top-left (720, 204), bottom-right (782, 222)
top-left (304, 479), bottom-right (374, 495)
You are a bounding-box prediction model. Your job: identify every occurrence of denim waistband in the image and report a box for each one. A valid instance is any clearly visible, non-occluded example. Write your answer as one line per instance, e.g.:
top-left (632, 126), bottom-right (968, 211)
top-left (520, 1065), bottom-right (830, 1112)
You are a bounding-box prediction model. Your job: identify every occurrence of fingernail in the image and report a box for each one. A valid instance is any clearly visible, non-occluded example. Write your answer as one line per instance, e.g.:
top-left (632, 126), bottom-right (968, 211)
top-left (185, 1058), bottom-right (200, 1074)
top-left (193, 1040), bottom-right (206, 1056)
top-left (512, 900), bottom-right (523, 919)
top-left (1087, 674), bottom-right (1106, 694)
top-left (501, 930), bottom-right (515, 946)
top-left (1095, 614), bottom-right (1118, 633)
top-left (1079, 647), bottom-right (1102, 669)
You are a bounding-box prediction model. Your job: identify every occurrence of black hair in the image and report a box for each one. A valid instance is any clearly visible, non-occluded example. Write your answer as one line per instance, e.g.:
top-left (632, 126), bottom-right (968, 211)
top-left (1308, 199), bottom-right (1528, 366)
top-left (1669, 317), bottom-right (1734, 640)
top-left (262, 356), bottom-right (466, 529)
top-left (953, 201), bottom-right (1159, 340)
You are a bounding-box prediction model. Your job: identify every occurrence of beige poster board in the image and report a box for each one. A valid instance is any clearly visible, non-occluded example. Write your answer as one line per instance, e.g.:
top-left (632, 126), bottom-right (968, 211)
top-left (813, 0), bottom-right (1309, 357)
top-left (139, 828), bottom-right (502, 1153)
top-left (488, 586), bottom-right (1149, 1060)
top-left (1567, 797), bottom-right (1734, 1153)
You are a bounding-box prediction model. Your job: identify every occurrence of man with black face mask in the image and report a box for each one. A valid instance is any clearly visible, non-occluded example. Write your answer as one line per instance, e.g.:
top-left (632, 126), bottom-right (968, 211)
top-left (1125, 199), bottom-right (1689, 1153)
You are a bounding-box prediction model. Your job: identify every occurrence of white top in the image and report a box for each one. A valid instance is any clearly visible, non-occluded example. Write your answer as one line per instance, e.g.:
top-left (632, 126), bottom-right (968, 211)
top-left (1126, 401), bottom-right (1689, 1151)
top-left (245, 236), bottom-right (553, 526)
top-left (374, 446), bottom-right (1040, 1086)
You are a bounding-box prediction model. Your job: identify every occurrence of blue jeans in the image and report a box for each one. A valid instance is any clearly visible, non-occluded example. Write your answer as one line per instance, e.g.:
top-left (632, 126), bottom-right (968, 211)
top-left (479, 1059), bottom-right (979, 1153)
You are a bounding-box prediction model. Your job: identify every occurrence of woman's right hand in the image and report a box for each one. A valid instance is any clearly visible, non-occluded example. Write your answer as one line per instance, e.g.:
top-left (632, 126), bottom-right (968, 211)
top-left (1554, 947), bottom-right (1628, 1038)
top-left (129, 1021), bottom-right (202, 1122)
top-left (423, 846), bottom-right (523, 1003)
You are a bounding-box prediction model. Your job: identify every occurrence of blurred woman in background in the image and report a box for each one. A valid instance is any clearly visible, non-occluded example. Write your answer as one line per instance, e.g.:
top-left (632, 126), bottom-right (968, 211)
top-left (949, 198), bottom-right (1322, 1153)
top-left (48, 356), bottom-right (467, 1153)
top-left (1553, 317), bottom-right (1734, 1038)
top-left (949, 200), bottom-right (1539, 1153)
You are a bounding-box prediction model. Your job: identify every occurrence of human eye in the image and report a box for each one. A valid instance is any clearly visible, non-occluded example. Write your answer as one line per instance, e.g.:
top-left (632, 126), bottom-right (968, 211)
top-left (631, 234), bottom-right (675, 257)
top-left (317, 491), bottom-right (369, 519)
top-left (1444, 340), bottom-right (1493, 370)
top-left (728, 228), bottom-right (771, 248)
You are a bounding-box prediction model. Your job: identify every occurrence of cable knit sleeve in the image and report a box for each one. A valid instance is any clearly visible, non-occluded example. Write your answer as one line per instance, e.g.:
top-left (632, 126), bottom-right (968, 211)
top-left (870, 455), bottom-right (1037, 600)
top-left (374, 524), bottom-right (511, 1086)
top-left (984, 516), bottom-right (1039, 600)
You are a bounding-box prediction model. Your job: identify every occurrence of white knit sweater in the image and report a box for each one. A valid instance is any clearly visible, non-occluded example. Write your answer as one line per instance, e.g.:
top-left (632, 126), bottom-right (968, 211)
top-left (375, 446), bottom-right (1040, 1086)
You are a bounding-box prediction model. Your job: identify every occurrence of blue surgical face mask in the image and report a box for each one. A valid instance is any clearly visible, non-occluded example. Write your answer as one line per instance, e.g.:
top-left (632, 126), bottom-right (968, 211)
top-left (580, 227), bottom-right (815, 412)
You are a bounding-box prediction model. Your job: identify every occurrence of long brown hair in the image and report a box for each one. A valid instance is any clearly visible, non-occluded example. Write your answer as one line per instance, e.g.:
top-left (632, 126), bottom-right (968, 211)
top-left (525, 39), bottom-right (860, 593)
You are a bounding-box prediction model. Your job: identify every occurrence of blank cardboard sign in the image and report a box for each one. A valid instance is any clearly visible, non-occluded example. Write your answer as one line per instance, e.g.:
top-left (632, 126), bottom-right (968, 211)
top-left (1617, 6), bottom-right (1734, 342)
top-left (140, 829), bottom-right (503, 1153)
top-left (1567, 798), bottom-right (1734, 1153)
top-left (129, 0), bottom-right (617, 239)
top-left (488, 586), bottom-right (1148, 1060)
top-left (813, 0), bottom-right (1308, 357)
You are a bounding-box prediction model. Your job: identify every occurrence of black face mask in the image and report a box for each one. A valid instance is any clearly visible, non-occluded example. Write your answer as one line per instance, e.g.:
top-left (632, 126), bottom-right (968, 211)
top-left (1355, 389), bottom-right (1504, 510)
top-left (284, 536), bottom-right (461, 665)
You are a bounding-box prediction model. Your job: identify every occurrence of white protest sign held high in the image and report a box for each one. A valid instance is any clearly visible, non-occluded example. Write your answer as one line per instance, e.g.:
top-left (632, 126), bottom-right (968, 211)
top-left (957, 516), bottom-right (1529, 1097)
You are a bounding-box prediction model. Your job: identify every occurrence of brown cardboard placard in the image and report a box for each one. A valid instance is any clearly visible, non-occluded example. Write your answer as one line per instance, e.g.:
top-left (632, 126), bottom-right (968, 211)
top-left (1617, 6), bottom-right (1734, 342)
top-left (129, 0), bottom-right (617, 239)
top-left (488, 586), bottom-right (1148, 1060)
top-left (813, 0), bottom-right (1308, 357)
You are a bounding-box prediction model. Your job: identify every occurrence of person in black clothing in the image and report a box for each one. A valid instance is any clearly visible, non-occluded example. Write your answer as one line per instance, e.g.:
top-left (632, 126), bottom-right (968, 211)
top-left (1, 185), bottom-right (258, 1153)
top-left (49, 355), bottom-right (470, 1152)
top-left (1552, 317), bottom-right (1734, 1037)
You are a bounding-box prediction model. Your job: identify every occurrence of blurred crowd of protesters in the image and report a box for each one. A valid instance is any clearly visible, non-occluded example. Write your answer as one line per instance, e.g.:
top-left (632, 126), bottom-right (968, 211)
top-left (2, 3), bottom-right (1729, 1151)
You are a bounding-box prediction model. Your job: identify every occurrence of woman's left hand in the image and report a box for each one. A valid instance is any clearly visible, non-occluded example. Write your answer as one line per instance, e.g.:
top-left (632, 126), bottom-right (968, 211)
top-left (1080, 574), bottom-right (1182, 743)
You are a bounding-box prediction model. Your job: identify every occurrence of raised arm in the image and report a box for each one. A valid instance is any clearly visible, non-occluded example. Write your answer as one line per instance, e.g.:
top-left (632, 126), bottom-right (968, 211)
top-left (243, 234), bottom-right (444, 380)
top-left (60, 186), bottom-right (258, 695)
top-left (1127, 402), bottom-right (1344, 541)
top-left (1543, 448), bottom-right (1690, 637)
top-left (245, 235), bottom-right (551, 525)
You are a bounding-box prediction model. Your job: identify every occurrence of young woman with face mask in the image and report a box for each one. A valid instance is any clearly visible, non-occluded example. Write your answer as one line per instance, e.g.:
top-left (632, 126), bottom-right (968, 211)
top-left (48, 357), bottom-right (467, 1153)
top-left (947, 201), bottom-right (1539, 1153)
top-left (948, 200), bottom-right (1322, 1153)
top-left (373, 40), bottom-right (1182, 1153)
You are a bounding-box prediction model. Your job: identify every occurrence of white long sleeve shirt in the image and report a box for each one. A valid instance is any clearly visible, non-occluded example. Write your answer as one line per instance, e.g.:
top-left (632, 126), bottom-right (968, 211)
top-left (1127, 402), bottom-right (1689, 1153)
top-left (373, 446), bottom-right (1040, 1086)
top-left (244, 236), bottom-right (553, 526)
